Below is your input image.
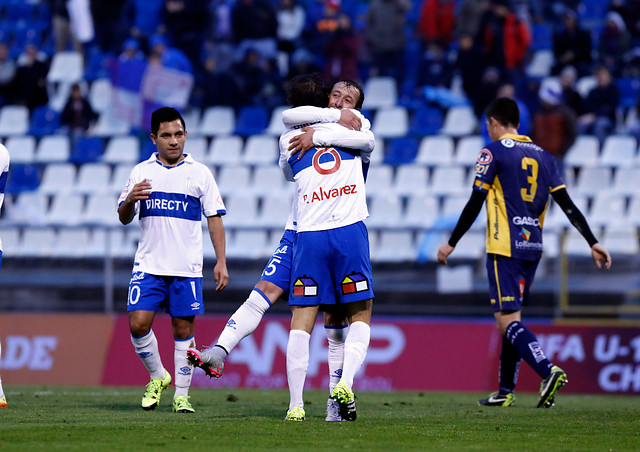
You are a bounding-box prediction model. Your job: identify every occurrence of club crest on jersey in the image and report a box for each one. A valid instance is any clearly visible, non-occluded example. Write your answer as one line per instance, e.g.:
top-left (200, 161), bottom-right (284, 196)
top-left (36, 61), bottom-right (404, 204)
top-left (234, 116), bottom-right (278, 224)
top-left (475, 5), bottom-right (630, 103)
top-left (340, 272), bottom-right (369, 295)
top-left (501, 138), bottom-right (515, 148)
top-left (477, 149), bottom-right (493, 164)
top-left (293, 276), bottom-right (318, 297)
top-left (313, 147), bottom-right (341, 175)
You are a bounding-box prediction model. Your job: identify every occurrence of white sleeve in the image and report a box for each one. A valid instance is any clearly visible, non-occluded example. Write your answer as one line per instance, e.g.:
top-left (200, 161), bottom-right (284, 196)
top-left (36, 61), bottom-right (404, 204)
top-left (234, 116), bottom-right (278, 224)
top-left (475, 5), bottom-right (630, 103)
top-left (282, 106), bottom-right (341, 128)
top-left (0, 145), bottom-right (8, 212)
top-left (279, 131), bottom-right (297, 182)
top-left (117, 166), bottom-right (140, 214)
top-left (312, 127), bottom-right (375, 153)
top-left (201, 167), bottom-right (226, 217)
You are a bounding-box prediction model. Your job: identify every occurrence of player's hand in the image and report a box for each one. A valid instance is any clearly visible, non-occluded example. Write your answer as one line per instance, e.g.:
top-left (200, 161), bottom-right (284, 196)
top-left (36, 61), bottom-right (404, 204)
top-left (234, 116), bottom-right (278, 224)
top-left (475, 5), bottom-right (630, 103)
top-left (214, 262), bottom-right (229, 291)
top-left (127, 180), bottom-right (152, 202)
top-left (437, 243), bottom-right (455, 265)
top-left (338, 109), bottom-right (361, 130)
top-left (288, 127), bottom-right (316, 160)
top-left (591, 243), bottom-right (612, 270)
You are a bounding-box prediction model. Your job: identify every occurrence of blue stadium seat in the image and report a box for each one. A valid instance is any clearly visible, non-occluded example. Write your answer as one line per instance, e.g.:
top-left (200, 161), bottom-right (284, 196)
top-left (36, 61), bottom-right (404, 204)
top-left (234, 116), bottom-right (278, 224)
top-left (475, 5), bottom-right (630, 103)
top-left (84, 51), bottom-right (112, 82)
top-left (409, 105), bottom-right (443, 137)
top-left (140, 139), bottom-right (156, 162)
top-left (234, 106), bottom-right (268, 136)
top-left (383, 137), bottom-right (418, 166)
top-left (29, 106), bottom-right (61, 137)
top-left (69, 137), bottom-right (104, 163)
top-left (6, 2), bottom-right (35, 21)
top-left (617, 78), bottom-right (640, 109)
top-left (5, 163), bottom-right (40, 193)
top-left (530, 24), bottom-right (553, 51)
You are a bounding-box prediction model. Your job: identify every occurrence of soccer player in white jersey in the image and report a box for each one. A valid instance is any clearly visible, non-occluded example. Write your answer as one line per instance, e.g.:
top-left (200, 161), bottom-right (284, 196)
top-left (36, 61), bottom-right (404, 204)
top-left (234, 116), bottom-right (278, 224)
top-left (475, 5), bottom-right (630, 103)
top-left (118, 107), bottom-right (228, 413)
top-left (0, 143), bottom-right (9, 408)
top-left (188, 77), bottom-right (373, 421)
top-left (280, 75), bottom-right (375, 422)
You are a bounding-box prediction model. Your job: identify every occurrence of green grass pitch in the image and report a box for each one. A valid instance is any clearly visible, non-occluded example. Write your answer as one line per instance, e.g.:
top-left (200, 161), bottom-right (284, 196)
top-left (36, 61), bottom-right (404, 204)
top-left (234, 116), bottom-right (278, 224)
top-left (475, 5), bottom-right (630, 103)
top-left (1, 386), bottom-right (638, 451)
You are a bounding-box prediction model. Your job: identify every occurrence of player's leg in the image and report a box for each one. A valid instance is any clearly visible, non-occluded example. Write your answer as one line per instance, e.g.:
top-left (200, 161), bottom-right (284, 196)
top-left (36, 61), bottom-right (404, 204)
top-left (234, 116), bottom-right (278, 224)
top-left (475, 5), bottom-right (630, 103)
top-left (0, 339), bottom-right (6, 408)
top-left (285, 305), bottom-right (319, 421)
top-left (188, 230), bottom-right (293, 378)
top-left (168, 276), bottom-right (204, 413)
top-left (323, 308), bottom-right (348, 421)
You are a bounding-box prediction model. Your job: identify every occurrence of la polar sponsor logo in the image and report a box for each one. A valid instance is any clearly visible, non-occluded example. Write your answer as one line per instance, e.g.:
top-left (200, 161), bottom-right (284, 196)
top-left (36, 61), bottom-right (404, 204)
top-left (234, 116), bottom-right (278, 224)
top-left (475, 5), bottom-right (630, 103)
top-left (313, 147), bottom-right (341, 175)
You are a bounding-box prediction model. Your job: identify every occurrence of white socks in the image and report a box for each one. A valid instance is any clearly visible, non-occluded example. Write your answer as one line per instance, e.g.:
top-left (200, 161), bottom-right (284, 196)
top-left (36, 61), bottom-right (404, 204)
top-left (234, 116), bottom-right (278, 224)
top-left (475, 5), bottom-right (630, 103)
top-left (216, 289), bottom-right (271, 353)
top-left (341, 321), bottom-right (370, 389)
top-left (131, 330), bottom-right (165, 379)
top-left (174, 336), bottom-right (195, 398)
top-left (325, 325), bottom-right (347, 394)
top-left (287, 329), bottom-right (310, 410)
top-left (0, 341), bottom-right (4, 398)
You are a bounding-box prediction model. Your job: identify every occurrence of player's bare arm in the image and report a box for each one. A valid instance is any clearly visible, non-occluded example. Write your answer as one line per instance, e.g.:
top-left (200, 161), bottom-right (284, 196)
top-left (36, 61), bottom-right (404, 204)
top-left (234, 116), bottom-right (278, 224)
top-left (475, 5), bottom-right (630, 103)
top-left (118, 180), bottom-right (152, 225)
top-left (208, 215), bottom-right (228, 291)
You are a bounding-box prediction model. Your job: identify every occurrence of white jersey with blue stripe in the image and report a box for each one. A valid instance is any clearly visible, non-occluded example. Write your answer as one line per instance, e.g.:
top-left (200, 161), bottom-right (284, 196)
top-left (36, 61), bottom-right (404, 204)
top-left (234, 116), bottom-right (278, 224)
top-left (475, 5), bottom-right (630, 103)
top-left (279, 122), bottom-right (371, 232)
top-left (0, 144), bottom-right (9, 252)
top-left (118, 153), bottom-right (225, 277)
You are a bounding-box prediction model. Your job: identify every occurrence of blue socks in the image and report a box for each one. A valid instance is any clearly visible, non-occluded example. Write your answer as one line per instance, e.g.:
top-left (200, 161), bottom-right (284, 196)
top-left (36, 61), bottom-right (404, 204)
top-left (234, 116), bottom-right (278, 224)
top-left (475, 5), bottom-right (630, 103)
top-left (505, 321), bottom-right (552, 380)
top-left (499, 335), bottom-right (520, 395)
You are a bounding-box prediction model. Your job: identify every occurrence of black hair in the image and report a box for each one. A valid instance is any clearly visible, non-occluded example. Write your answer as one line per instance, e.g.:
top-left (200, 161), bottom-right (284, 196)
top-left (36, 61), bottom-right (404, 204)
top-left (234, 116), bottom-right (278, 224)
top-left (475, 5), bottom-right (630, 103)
top-left (336, 79), bottom-right (365, 110)
top-left (484, 97), bottom-right (519, 128)
top-left (285, 73), bottom-right (329, 108)
top-left (151, 107), bottom-right (186, 135)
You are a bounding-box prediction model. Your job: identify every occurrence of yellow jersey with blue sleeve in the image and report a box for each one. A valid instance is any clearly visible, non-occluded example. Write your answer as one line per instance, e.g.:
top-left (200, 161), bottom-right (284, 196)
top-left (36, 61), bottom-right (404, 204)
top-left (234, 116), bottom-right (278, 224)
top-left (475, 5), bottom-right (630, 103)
top-left (473, 134), bottom-right (565, 261)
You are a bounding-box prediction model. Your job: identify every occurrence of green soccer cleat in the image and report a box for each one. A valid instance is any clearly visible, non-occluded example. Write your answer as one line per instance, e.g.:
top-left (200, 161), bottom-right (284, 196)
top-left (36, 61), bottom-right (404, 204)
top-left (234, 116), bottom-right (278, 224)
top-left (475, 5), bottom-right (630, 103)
top-left (0, 395), bottom-right (6, 408)
top-left (478, 392), bottom-right (516, 407)
top-left (285, 406), bottom-right (306, 421)
top-left (173, 395), bottom-right (195, 413)
top-left (331, 379), bottom-right (357, 421)
top-left (141, 369), bottom-right (171, 411)
top-left (538, 366), bottom-right (568, 408)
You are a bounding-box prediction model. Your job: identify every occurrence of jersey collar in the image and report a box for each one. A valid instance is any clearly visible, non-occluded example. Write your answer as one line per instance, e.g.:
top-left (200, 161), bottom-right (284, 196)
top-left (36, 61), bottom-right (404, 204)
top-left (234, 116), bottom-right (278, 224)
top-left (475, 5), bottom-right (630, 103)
top-left (499, 133), bottom-right (533, 142)
top-left (146, 152), bottom-right (193, 168)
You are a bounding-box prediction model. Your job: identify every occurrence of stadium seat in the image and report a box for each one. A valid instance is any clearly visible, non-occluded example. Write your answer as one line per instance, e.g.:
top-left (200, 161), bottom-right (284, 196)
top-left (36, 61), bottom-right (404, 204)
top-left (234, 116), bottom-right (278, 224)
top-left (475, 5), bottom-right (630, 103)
top-left (0, 105), bottom-right (29, 136)
top-left (0, 227), bottom-right (20, 257)
top-left (617, 78), bottom-right (640, 109)
top-left (109, 163), bottom-right (133, 194)
top-left (371, 106), bottom-right (409, 138)
top-left (251, 165), bottom-right (288, 198)
top-left (200, 106), bottom-right (235, 136)
top-left (225, 229), bottom-right (271, 260)
top-left (81, 193), bottom-right (120, 227)
top-left (4, 191), bottom-right (48, 224)
top-left (530, 23), bottom-right (553, 51)
top-left (602, 224), bottom-right (639, 255)
top-left (266, 105), bottom-right (288, 136)
top-left (415, 135), bottom-right (454, 167)
top-left (5, 163), bottom-right (39, 193)
top-left (365, 164), bottom-right (394, 197)
top-left (182, 108), bottom-right (201, 135)
top-left (234, 106), bottom-right (268, 136)
top-left (362, 77), bottom-right (397, 109)
top-left (74, 163), bottom-right (112, 194)
top-left (69, 137), bottom-right (104, 163)
top-left (88, 78), bottom-right (112, 113)
top-left (46, 193), bottom-right (84, 226)
top-left (599, 135), bottom-right (637, 168)
top-left (454, 135), bottom-right (484, 167)
top-left (565, 228), bottom-right (598, 257)
top-left (85, 228), bottom-right (134, 259)
top-left (369, 137), bottom-right (385, 166)
top-left (383, 137), bottom-right (418, 166)
top-left (184, 136), bottom-right (208, 162)
top-left (242, 134), bottom-right (279, 166)
top-left (222, 192), bottom-right (260, 228)
top-left (440, 105), bottom-right (477, 137)
top-left (38, 163), bottom-right (76, 194)
top-left (408, 105), bottom-right (443, 137)
top-left (574, 167), bottom-right (612, 198)
top-left (611, 167), bottom-right (640, 197)
top-left (46, 51), bottom-right (84, 85)
top-left (366, 193), bottom-right (402, 229)
top-left (83, 51), bottom-right (111, 82)
top-left (393, 164), bottom-right (429, 197)
top-left (451, 231), bottom-right (485, 259)
top-left (371, 230), bottom-right (415, 262)
top-left (50, 228), bottom-right (91, 258)
top-left (17, 227), bottom-right (55, 257)
top-left (401, 194), bottom-right (441, 231)
top-left (564, 135), bottom-right (600, 169)
top-left (215, 165), bottom-right (251, 198)
top-left (588, 192), bottom-right (627, 228)
top-left (29, 106), bottom-right (61, 137)
top-left (207, 135), bottom-right (243, 167)
top-left (255, 194), bottom-right (293, 228)
top-left (525, 50), bottom-right (554, 78)
top-left (576, 76), bottom-right (596, 97)
top-left (5, 136), bottom-right (36, 164)
top-left (34, 135), bottom-right (70, 163)
top-left (102, 136), bottom-right (140, 164)
top-left (91, 110), bottom-right (131, 136)
top-left (429, 166), bottom-right (468, 197)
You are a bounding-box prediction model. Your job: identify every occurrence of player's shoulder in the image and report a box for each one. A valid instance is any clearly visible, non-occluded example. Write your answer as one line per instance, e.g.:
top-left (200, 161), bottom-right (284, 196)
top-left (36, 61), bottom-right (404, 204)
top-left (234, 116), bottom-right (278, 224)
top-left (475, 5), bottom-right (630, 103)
top-left (0, 143), bottom-right (9, 163)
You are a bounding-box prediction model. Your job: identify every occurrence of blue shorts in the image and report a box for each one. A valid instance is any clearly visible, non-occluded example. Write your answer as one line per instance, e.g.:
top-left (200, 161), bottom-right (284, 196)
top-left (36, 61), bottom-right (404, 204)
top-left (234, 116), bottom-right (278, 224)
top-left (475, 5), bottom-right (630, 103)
top-left (486, 254), bottom-right (539, 313)
top-left (289, 221), bottom-right (374, 306)
top-left (127, 271), bottom-right (204, 317)
top-left (260, 229), bottom-right (295, 291)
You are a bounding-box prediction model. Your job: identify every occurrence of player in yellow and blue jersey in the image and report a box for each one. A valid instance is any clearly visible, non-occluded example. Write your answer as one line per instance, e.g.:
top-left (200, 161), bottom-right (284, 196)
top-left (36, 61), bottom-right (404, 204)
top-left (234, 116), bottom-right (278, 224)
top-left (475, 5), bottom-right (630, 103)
top-left (438, 97), bottom-right (611, 408)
